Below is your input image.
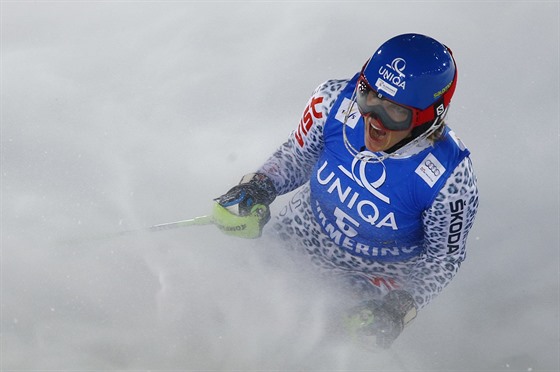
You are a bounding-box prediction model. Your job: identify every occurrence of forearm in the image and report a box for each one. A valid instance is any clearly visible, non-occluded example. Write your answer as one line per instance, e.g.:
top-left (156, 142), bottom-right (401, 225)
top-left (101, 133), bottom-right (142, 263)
top-left (257, 137), bottom-right (319, 195)
top-left (404, 255), bottom-right (464, 310)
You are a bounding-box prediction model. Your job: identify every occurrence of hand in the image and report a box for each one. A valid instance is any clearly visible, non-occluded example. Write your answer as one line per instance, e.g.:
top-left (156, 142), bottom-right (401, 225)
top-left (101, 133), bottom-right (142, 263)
top-left (215, 173), bottom-right (277, 216)
top-left (343, 290), bottom-right (417, 349)
top-left (214, 173), bottom-right (277, 238)
top-left (211, 202), bottom-right (269, 239)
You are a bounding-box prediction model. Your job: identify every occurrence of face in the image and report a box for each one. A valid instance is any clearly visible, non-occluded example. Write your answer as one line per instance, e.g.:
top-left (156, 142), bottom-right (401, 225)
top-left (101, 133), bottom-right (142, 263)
top-left (363, 115), bottom-right (413, 152)
top-left (356, 79), bottom-right (415, 152)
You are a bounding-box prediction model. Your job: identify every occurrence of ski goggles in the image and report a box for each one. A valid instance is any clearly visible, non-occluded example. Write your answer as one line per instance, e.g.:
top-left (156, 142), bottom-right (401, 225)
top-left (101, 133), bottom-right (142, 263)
top-left (356, 74), bottom-right (452, 131)
top-left (355, 76), bottom-right (415, 131)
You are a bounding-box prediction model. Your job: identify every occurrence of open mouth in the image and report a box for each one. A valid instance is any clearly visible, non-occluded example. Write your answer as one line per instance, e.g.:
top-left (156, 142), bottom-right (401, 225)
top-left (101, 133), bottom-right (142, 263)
top-left (368, 121), bottom-right (387, 141)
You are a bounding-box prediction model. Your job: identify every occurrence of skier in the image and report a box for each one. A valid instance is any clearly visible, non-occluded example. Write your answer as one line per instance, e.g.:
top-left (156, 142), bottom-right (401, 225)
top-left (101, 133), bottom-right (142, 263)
top-left (213, 33), bottom-right (479, 348)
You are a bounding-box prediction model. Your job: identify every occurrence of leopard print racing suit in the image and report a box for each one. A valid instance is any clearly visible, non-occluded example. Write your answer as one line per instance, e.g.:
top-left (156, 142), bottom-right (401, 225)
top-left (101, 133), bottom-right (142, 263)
top-left (256, 79), bottom-right (479, 311)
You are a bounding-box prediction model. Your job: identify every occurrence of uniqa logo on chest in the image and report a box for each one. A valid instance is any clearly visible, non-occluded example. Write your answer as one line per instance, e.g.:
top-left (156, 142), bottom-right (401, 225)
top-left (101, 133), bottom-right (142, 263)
top-left (315, 154), bottom-right (398, 235)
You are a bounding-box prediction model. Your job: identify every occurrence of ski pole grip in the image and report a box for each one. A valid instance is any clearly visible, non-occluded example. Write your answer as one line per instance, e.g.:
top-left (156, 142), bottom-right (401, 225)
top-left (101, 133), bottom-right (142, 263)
top-left (212, 202), bottom-right (268, 239)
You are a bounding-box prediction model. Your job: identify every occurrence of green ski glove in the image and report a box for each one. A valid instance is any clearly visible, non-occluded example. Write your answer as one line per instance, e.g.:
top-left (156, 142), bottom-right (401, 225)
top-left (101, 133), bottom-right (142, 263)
top-left (211, 202), bottom-right (269, 239)
top-left (214, 173), bottom-right (277, 238)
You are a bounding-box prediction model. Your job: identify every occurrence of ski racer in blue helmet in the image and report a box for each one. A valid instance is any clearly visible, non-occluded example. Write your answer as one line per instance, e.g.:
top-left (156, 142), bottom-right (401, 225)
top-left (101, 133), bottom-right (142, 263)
top-left (349, 33), bottom-right (458, 157)
top-left (214, 33), bottom-right (478, 349)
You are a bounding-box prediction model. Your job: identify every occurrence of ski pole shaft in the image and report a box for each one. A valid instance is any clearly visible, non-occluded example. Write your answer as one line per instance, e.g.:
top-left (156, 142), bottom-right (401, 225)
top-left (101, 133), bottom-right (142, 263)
top-left (60, 214), bottom-right (214, 245)
top-left (142, 215), bottom-right (214, 232)
top-left (102, 215), bottom-right (214, 238)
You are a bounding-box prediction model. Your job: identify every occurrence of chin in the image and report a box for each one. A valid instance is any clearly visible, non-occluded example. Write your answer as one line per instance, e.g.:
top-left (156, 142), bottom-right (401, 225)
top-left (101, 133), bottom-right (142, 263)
top-left (365, 138), bottom-right (388, 153)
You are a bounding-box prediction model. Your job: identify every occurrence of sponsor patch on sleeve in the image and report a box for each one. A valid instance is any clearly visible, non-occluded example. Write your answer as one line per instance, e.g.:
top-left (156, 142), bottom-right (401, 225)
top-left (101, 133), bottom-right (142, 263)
top-left (335, 97), bottom-right (360, 128)
top-left (415, 153), bottom-right (446, 187)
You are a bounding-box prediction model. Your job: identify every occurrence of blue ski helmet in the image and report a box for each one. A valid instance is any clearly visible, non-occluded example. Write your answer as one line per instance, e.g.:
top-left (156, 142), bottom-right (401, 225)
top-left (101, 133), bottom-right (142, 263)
top-left (360, 33), bottom-right (457, 127)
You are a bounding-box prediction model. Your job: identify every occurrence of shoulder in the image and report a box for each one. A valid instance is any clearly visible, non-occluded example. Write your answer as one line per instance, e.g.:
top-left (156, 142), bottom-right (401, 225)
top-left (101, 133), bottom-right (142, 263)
top-left (313, 79), bottom-right (352, 96)
top-left (440, 156), bottom-right (478, 198)
top-left (425, 126), bottom-right (471, 175)
top-left (404, 127), bottom-right (473, 209)
top-left (311, 78), bottom-right (355, 111)
top-left (426, 156), bottom-right (479, 219)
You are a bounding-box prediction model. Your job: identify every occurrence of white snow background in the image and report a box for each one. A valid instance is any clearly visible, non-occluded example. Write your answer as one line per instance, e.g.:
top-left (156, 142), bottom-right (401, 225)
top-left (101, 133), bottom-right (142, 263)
top-left (2, 1), bottom-right (559, 371)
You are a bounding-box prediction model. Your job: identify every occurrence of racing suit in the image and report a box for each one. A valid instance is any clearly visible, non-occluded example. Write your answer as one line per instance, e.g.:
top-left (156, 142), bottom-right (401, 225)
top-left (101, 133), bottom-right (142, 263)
top-left (257, 76), bottom-right (479, 310)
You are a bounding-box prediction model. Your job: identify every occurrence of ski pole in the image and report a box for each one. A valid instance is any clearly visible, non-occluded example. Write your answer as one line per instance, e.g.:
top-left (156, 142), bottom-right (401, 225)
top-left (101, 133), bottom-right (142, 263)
top-left (110, 214), bottom-right (215, 237)
top-left (59, 214), bottom-right (214, 245)
top-left (59, 202), bottom-right (269, 245)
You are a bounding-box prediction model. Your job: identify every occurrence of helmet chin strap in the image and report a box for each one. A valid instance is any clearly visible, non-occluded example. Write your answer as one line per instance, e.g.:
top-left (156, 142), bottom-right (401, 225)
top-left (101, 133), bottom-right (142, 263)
top-left (343, 88), bottom-right (448, 164)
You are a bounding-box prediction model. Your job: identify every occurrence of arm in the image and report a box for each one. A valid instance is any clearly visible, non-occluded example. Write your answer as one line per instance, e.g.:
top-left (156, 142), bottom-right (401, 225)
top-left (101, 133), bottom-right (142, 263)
top-left (405, 156), bottom-right (479, 309)
top-left (346, 157), bottom-right (479, 348)
top-left (214, 79), bottom-right (349, 233)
